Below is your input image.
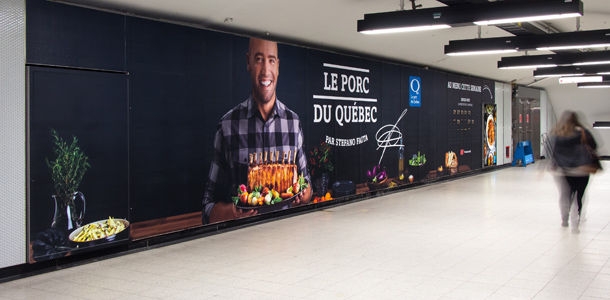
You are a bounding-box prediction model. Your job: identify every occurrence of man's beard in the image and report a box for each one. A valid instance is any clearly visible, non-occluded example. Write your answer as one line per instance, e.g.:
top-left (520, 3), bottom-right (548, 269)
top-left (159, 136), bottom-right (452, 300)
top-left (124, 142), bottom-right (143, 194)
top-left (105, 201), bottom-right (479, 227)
top-left (253, 87), bottom-right (275, 104)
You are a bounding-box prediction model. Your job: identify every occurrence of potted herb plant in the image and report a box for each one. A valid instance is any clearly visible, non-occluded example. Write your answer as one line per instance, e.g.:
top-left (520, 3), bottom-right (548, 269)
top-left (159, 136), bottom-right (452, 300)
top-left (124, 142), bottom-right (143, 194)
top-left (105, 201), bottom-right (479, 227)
top-left (309, 141), bottom-right (333, 197)
top-left (46, 128), bottom-right (89, 231)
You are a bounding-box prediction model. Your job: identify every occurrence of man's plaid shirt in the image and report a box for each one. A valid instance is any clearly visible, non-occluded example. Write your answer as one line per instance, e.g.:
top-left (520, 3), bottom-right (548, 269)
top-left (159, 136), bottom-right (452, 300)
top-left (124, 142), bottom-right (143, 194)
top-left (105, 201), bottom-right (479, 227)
top-left (202, 96), bottom-right (309, 224)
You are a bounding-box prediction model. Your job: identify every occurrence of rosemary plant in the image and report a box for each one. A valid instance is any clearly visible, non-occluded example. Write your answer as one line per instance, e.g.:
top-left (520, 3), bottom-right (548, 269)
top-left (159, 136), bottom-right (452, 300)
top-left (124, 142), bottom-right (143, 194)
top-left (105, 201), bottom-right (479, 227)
top-left (46, 129), bottom-right (90, 208)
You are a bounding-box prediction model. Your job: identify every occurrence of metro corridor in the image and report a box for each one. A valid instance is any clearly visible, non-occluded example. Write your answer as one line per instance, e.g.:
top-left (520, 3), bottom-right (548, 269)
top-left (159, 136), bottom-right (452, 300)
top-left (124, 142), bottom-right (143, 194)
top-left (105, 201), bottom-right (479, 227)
top-left (1, 161), bottom-right (609, 300)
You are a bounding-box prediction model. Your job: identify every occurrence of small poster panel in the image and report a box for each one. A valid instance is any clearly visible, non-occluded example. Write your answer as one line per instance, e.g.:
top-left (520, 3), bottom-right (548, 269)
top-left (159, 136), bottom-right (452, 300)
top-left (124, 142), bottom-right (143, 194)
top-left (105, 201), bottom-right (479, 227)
top-left (483, 104), bottom-right (497, 167)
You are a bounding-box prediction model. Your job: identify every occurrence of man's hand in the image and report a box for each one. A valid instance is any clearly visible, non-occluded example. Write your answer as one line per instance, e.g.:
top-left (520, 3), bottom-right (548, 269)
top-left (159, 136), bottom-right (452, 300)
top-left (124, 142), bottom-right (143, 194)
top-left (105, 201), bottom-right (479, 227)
top-left (209, 202), bottom-right (257, 224)
top-left (292, 182), bottom-right (312, 206)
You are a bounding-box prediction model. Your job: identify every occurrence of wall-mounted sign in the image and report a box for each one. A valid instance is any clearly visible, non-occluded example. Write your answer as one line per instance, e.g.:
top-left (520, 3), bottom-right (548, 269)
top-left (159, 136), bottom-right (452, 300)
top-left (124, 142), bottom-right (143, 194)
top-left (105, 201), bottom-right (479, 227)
top-left (409, 76), bottom-right (421, 107)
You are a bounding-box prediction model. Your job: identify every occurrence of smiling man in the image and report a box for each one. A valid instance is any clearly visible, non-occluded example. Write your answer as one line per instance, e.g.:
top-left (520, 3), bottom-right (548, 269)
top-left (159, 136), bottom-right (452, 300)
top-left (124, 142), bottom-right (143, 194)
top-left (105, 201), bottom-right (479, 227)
top-left (202, 38), bottom-right (312, 224)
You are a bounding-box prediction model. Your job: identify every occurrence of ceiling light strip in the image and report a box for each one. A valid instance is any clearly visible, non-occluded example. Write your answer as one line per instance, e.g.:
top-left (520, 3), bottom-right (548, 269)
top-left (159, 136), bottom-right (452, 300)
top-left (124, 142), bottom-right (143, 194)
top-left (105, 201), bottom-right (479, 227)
top-left (474, 13), bottom-right (582, 26)
top-left (558, 76), bottom-right (603, 84)
top-left (447, 29), bottom-right (610, 56)
top-left (358, 0), bottom-right (582, 34)
top-left (533, 65), bottom-right (610, 77)
top-left (498, 51), bottom-right (610, 69)
top-left (360, 25), bottom-right (451, 34)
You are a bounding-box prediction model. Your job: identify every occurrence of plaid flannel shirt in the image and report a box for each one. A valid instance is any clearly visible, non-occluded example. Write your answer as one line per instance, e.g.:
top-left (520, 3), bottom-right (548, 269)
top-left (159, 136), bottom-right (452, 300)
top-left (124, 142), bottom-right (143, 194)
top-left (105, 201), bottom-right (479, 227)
top-left (202, 96), bottom-right (309, 224)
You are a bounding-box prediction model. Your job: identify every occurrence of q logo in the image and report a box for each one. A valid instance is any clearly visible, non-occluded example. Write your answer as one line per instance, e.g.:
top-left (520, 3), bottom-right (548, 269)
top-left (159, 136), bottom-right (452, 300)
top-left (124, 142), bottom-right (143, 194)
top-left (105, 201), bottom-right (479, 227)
top-left (409, 76), bottom-right (421, 107)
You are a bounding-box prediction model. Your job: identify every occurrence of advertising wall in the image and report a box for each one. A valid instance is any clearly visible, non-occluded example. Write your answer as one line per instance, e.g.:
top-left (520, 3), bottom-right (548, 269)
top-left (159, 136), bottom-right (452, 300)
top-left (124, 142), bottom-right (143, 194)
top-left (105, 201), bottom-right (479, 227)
top-left (25, 0), bottom-right (497, 262)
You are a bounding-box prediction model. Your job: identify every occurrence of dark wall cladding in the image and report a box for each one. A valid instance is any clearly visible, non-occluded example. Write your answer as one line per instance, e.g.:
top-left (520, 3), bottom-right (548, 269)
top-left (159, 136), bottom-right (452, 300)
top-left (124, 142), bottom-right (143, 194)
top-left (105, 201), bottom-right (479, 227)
top-left (434, 72), bottom-right (449, 170)
top-left (25, 0), bottom-right (498, 262)
top-left (26, 0), bottom-right (126, 71)
top-left (126, 17), bottom-right (238, 222)
top-left (417, 69), bottom-right (437, 178)
top-left (28, 66), bottom-right (129, 262)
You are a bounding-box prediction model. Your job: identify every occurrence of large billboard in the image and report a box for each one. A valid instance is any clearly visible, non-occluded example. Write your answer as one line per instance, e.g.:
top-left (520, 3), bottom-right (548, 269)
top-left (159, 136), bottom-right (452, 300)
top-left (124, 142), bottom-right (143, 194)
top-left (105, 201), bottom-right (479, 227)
top-left (26, 1), bottom-right (495, 262)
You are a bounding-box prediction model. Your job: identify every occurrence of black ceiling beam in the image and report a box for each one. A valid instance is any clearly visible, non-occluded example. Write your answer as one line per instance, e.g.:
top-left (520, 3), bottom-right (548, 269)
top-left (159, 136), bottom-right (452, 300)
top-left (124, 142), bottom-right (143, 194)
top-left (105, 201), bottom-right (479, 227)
top-left (445, 29), bottom-right (610, 56)
top-left (499, 51), bottom-right (610, 69)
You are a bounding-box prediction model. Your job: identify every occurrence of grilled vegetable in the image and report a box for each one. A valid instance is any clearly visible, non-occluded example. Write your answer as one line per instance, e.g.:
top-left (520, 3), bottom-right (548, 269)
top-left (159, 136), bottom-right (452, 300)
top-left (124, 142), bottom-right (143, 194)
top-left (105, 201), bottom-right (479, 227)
top-left (239, 193), bottom-right (248, 205)
top-left (236, 174), bottom-right (306, 206)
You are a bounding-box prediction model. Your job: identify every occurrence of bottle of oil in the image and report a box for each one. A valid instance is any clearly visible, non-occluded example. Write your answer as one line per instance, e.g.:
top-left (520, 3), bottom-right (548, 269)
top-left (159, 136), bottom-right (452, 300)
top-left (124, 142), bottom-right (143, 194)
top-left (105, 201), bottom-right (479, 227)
top-left (398, 137), bottom-right (404, 180)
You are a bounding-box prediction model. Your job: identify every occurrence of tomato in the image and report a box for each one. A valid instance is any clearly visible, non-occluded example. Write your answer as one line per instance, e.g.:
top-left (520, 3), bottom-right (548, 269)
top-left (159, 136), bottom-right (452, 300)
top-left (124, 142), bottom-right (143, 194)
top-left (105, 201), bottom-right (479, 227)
top-left (240, 193), bottom-right (248, 205)
top-left (292, 182), bottom-right (299, 194)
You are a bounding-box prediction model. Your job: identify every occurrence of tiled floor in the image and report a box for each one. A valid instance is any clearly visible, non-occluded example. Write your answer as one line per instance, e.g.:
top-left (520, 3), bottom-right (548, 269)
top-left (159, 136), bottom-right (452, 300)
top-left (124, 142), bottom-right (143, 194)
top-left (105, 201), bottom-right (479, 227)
top-left (2, 161), bottom-right (610, 300)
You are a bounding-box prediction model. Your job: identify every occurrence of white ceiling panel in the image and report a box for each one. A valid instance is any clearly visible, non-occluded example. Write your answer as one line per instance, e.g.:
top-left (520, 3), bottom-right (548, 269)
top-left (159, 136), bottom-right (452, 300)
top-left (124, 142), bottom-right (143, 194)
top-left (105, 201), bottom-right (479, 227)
top-left (56, 0), bottom-right (610, 140)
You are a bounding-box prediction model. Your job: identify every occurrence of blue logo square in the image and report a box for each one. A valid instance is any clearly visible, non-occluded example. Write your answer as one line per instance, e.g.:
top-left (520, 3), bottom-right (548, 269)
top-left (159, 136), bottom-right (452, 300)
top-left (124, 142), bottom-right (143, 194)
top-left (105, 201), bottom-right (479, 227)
top-left (409, 76), bottom-right (421, 107)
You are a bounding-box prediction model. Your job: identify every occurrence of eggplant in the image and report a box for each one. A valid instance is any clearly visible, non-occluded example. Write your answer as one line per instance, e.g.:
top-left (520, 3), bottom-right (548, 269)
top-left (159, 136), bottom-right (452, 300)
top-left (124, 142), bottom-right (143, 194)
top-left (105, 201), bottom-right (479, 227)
top-left (377, 170), bottom-right (387, 181)
top-left (366, 170), bottom-right (373, 180)
top-left (372, 164), bottom-right (381, 176)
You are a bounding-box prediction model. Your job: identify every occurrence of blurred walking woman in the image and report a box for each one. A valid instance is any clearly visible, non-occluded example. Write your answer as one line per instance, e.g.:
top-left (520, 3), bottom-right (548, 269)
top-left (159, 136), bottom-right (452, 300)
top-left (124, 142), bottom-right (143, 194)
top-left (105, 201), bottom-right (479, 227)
top-left (551, 111), bottom-right (599, 227)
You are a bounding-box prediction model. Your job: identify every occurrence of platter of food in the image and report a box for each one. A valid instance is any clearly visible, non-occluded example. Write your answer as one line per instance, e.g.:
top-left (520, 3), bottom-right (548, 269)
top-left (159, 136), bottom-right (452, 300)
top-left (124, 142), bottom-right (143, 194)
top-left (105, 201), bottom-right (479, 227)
top-left (445, 151), bottom-right (458, 168)
top-left (486, 115), bottom-right (495, 148)
top-left (233, 150), bottom-right (308, 214)
top-left (409, 151), bottom-right (427, 166)
top-left (366, 164), bottom-right (388, 191)
top-left (69, 217), bottom-right (130, 247)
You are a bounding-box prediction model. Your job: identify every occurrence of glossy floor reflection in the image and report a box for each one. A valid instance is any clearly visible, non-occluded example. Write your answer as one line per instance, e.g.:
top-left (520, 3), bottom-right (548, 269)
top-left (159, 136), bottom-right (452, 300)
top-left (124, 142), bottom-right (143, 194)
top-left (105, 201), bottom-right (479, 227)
top-left (2, 161), bottom-right (610, 300)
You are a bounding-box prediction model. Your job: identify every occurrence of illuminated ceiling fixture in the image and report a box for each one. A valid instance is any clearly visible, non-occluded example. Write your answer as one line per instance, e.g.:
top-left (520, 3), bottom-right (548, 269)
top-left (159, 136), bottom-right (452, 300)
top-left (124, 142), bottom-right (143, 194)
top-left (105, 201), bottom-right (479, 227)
top-left (357, 0), bottom-right (582, 35)
top-left (558, 75), bottom-right (604, 84)
top-left (472, 0), bottom-right (583, 26)
top-left (357, 7), bottom-right (451, 34)
top-left (535, 71), bottom-right (584, 78)
top-left (533, 65), bottom-right (610, 77)
top-left (446, 29), bottom-right (610, 56)
top-left (445, 37), bottom-right (520, 56)
top-left (533, 29), bottom-right (610, 51)
top-left (359, 25), bottom-right (451, 34)
top-left (498, 51), bottom-right (610, 69)
top-left (578, 82), bottom-right (610, 88)
top-left (499, 63), bottom-right (558, 70)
